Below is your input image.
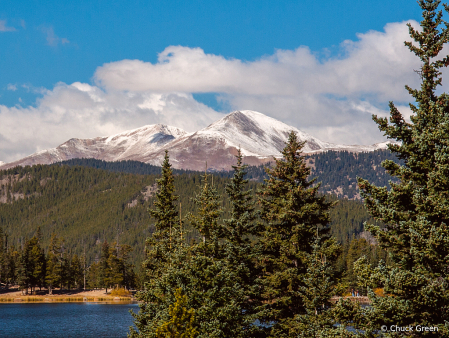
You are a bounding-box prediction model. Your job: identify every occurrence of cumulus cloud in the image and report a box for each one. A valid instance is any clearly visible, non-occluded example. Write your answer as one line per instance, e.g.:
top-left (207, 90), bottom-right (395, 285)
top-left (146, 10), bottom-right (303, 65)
top-left (0, 20), bottom-right (16, 32)
top-left (96, 22), bottom-right (419, 102)
top-left (93, 21), bottom-right (428, 144)
top-left (1, 20), bottom-right (441, 163)
top-left (0, 82), bottom-right (221, 162)
top-left (40, 26), bottom-right (69, 46)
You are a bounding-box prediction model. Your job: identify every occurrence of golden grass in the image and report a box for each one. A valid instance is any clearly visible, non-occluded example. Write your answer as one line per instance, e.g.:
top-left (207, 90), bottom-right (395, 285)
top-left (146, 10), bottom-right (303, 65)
top-left (110, 288), bottom-right (132, 297)
top-left (0, 296), bottom-right (131, 303)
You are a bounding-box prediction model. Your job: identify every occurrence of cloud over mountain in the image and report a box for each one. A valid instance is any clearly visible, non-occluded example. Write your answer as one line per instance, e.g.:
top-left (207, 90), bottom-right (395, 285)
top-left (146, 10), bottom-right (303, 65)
top-left (0, 20), bottom-right (437, 163)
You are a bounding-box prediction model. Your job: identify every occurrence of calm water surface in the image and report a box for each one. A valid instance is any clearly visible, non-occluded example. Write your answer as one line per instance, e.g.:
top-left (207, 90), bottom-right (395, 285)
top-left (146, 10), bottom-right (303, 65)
top-left (0, 303), bottom-right (138, 338)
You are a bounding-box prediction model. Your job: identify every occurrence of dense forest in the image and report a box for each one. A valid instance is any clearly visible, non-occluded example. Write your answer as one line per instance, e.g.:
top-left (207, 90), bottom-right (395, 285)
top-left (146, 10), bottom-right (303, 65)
top-left (0, 159), bottom-right (383, 292)
top-left (59, 148), bottom-right (400, 199)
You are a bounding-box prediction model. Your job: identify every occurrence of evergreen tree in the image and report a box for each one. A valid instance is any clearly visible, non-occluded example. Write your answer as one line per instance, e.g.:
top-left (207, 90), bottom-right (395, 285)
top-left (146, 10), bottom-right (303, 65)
top-left (46, 233), bottom-right (62, 295)
top-left (185, 170), bottom-right (244, 337)
top-left (145, 150), bottom-right (180, 276)
top-left (357, 1), bottom-right (449, 335)
top-left (70, 254), bottom-right (83, 289)
top-left (130, 151), bottom-right (184, 337)
top-left (295, 238), bottom-right (344, 337)
top-left (155, 288), bottom-right (198, 338)
top-left (257, 131), bottom-right (334, 337)
top-left (18, 235), bottom-right (46, 294)
top-left (100, 240), bottom-right (111, 293)
top-left (0, 227), bottom-right (5, 285)
top-left (222, 149), bottom-right (264, 337)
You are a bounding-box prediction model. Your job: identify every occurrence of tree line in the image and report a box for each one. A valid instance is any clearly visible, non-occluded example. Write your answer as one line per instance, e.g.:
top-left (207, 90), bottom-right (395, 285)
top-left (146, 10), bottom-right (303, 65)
top-left (0, 158), bottom-right (381, 280)
top-left (0, 228), bottom-right (137, 294)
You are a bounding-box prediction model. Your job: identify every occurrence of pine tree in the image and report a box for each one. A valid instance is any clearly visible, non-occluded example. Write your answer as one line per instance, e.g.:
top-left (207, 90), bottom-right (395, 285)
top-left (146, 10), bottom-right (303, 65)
top-left (0, 227), bottom-right (5, 285)
top-left (70, 254), bottom-right (83, 289)
top-left (222, 149), bottom-right (264, 337)
top-left (295, 238), bottom-right (344, 337)
top-left (155, 288), bottom-right (198, 338)
top-left (258, 131), bottom-right (334, 337)
top-left (100, 240), bottom-right (111, 293)
top-left (145, 150), bottom-right (180, 276)
top-left (46, 233), bottom-right (62, 295)
top-left (185, 170), bottom-right (243, 337)
top-left (18, 235), bottom-right (45, 295)
top-left (130, 151), bottom-right (184, 337)
top-left (357, 1), bottom-right (449, 335)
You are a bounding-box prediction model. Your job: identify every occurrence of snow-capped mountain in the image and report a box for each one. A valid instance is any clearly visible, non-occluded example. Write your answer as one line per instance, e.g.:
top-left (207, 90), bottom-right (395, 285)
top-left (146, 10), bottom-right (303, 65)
top-left (0, 110), bottom-right (392, 171)
top-left (0, 124), bottom-right (186, 169)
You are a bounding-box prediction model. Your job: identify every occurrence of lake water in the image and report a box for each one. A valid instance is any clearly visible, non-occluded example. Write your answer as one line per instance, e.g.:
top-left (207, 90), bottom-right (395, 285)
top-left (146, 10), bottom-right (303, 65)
top-left (0, 303), bottom-right (138, 338)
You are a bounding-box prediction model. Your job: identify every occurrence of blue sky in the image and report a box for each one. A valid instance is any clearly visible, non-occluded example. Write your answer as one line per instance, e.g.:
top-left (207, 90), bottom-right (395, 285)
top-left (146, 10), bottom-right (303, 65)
top-left (0, 0), bottom-right (439, 162)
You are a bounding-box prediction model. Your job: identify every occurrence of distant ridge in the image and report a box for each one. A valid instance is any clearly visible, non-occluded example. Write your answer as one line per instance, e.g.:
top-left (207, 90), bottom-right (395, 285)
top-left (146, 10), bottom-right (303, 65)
top-left (0, 110), bottom-right (393, 171)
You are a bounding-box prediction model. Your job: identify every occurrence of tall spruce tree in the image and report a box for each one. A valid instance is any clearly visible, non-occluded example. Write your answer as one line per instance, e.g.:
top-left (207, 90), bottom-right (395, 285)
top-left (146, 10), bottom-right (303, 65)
top-left (258, 131), bottom-right (334, 337)
top-left (0, 227), bottom-right (5, 285)
top-left (357, 1), bottom-right (449, 336)
top-left (185, 170), bottom-right (241, 337)
top-left (130, 151), bottom-right (185, 337)
top-left (222, 149), bottom-right (264, 337)
top-left (46, 233), bottom-right (62, 295)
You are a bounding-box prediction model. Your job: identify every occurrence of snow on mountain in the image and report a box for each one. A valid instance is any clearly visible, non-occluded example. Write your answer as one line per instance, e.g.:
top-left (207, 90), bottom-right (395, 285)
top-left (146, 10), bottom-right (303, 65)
top-left (0, 110), bottom-right (393, 171)
top-left (0, 124), bottom-right (187, 170)
top-left (141, 110), bottom-right (392, 171)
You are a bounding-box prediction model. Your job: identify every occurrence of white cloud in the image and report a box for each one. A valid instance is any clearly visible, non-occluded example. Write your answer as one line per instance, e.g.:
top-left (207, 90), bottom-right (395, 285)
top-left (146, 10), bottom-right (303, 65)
top-left (1, 20), bottom-right (439, 162)
top-left (95, 21), bottom-right (420, 102)
top-left (0, 20), bottom-right (16, 32)
top-left (7, 84), bottom-right (17, 91)
top-left (40, 26), bottom-right (69, 46)
top-left (0, 82), bottom-right (220, 162)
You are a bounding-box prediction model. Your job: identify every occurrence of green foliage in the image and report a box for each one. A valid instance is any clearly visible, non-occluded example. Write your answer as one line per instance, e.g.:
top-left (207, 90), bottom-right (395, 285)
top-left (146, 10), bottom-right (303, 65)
top-left (295, 238), bottom-right (343, 337)
top-left (60, 149), bottom-right (401, 200)
top-left (130, 151), bottom-right (186, 338)
top-left (257, 131), bottom-right (337, 337)
top-left (357, 1), bottom-right (449, 335)
top-left (155, 288), bottom-right (197, 338)
top-left (45, 233), bottom-right (63, 294)
top-left (17, 233), bottom-right (46, 294)
top-left (220, 149), bottom-right (264, 336)
top-left (184, 170), bottom-right (244, 337)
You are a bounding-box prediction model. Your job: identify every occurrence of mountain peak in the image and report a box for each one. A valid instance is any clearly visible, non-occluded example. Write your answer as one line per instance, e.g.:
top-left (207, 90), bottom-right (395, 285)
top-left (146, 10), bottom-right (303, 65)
top-left (0, 110), bottom-right (392, 171)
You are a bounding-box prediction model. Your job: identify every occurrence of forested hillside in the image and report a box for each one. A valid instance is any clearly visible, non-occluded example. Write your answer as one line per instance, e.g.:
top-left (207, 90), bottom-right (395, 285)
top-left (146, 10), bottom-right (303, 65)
top-left (59, 149), bottom-right (400, 199)
top-left (0, 163), bottom-right (378, 268)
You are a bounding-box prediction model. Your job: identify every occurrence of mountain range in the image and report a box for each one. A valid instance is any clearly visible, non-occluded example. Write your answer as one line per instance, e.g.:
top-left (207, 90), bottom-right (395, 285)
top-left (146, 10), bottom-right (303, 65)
top-left (0, 110), bottom-right (390, 171)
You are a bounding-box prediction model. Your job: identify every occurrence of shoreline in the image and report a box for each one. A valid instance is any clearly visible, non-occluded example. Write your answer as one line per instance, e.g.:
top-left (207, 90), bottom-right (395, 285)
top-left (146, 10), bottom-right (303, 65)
top-left (0, 288), bottom-right (136, 304)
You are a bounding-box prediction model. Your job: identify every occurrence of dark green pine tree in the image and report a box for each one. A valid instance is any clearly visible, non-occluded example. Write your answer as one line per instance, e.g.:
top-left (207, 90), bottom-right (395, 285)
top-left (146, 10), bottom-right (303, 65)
top-left (46, 233), bottom-right (62, 295)
top-left (130, 150), bottom-right (184, 337)
top-left (0, 227), bottom-right (5, 285)
top-left (100, 240), bottom-right (111, 293)
top-left (258, 131), bottom-right (334, 337)
top-left (222, 149), bottom-right (265, 337)
top-left (18, 235), bottom-right (46, 295)
top-left (145, 150), bottom-right (180, 278)
top-left (357, 1), bottom-right (449, 336)
top-left (295, 237), bottom-right (345, 337)
top-left (184, 170), bottom-right (236, 337)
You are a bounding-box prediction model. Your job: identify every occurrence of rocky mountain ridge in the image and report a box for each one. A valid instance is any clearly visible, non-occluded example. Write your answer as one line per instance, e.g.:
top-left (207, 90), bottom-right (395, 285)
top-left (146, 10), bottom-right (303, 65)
top-left (0, 110), bottom-right (391, 171)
